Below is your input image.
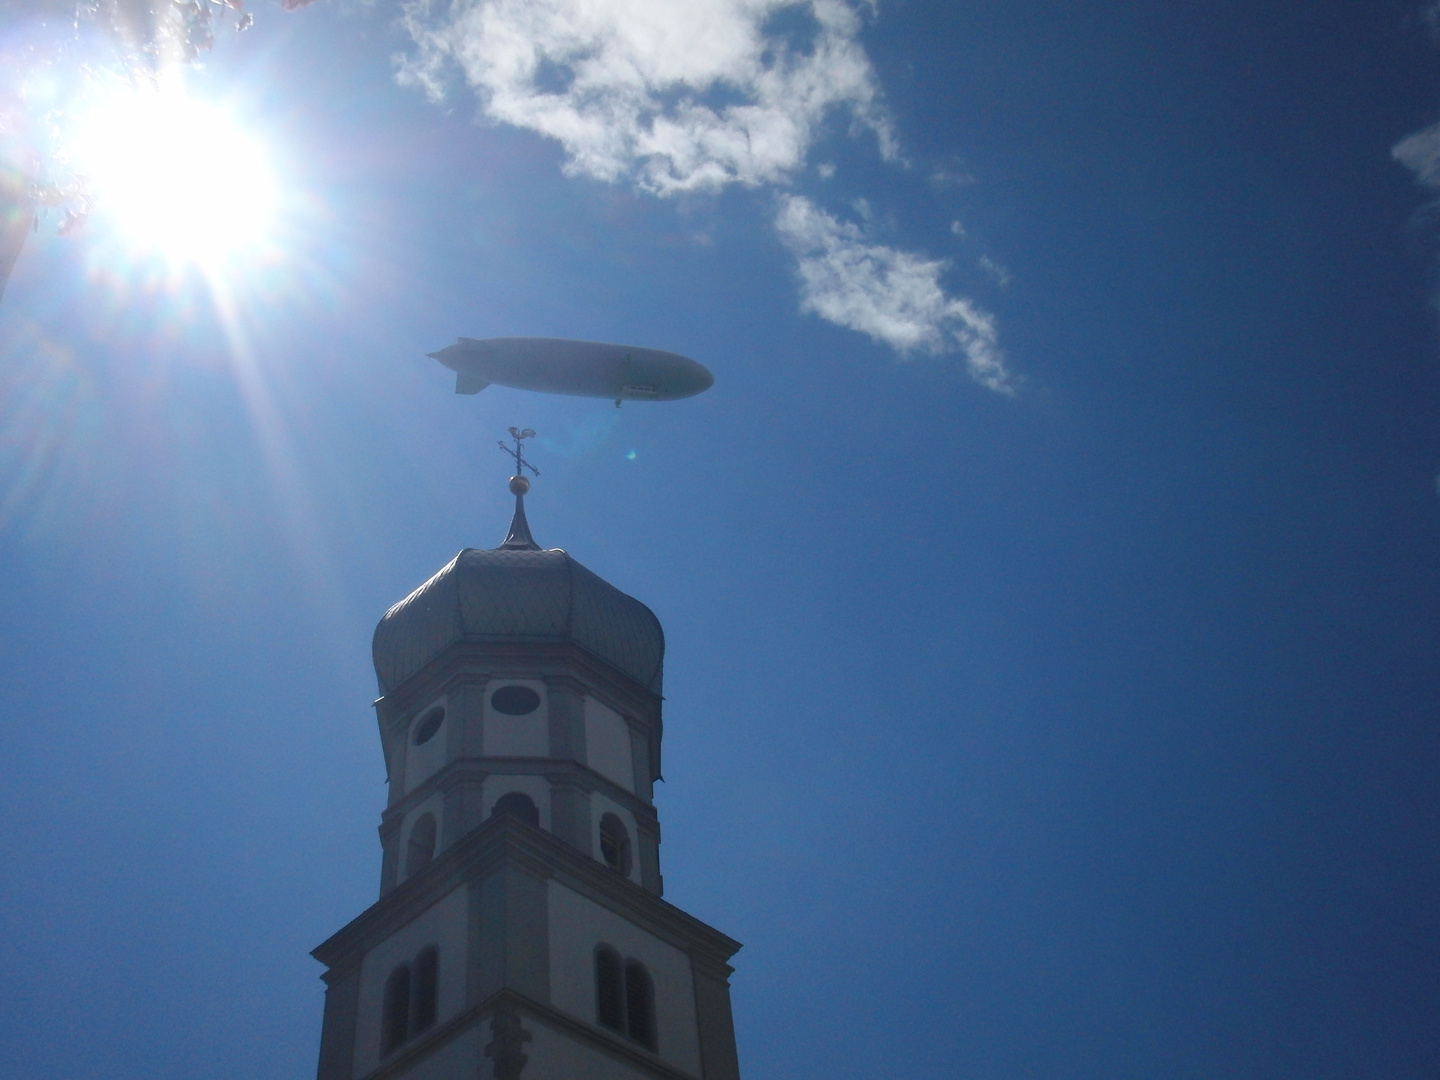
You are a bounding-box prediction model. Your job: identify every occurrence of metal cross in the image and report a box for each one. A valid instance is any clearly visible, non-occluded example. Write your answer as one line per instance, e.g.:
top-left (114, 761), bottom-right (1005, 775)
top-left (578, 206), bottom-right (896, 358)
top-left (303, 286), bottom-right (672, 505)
top-left (498, 427), bottom-right (540, 477)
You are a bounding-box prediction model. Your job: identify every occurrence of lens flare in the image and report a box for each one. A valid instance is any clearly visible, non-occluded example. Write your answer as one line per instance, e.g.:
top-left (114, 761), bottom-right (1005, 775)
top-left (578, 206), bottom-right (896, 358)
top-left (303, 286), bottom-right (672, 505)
top-left (72, 85), bottom-right (277, 268)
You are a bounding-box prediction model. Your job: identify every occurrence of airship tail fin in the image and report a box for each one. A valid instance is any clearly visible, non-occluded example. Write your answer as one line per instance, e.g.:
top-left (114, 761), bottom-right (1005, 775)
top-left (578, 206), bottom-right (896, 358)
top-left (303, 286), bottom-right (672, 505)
top-left (455, 373), bottom-right (490, 395)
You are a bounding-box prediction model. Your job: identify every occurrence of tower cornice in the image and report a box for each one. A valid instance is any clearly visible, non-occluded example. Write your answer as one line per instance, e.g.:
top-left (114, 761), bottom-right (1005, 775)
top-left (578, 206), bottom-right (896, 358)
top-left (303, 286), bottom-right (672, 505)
top-left (313, 814), bottom-right (739, 975)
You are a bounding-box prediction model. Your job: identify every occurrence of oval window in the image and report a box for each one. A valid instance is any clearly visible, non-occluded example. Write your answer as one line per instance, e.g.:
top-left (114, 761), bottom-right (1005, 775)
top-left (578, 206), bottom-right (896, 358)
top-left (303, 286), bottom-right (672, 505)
top-left (412, 707), bottom-right (445, 745)
top-left (491, 685), bottom-right (541, 716)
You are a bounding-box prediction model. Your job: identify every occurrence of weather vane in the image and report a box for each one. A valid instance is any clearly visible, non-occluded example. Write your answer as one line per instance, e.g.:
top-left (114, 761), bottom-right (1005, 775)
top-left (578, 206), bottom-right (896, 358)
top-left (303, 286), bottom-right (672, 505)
top-left (498, 427), bottom-right (540, 483)
top-left (497, 427), bottom-right (540, 549)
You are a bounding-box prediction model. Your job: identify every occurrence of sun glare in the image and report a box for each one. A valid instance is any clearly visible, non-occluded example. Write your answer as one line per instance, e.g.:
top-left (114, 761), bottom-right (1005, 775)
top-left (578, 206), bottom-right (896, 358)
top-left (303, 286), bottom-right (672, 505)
top-left (73, 86), bottom-right (278, 268)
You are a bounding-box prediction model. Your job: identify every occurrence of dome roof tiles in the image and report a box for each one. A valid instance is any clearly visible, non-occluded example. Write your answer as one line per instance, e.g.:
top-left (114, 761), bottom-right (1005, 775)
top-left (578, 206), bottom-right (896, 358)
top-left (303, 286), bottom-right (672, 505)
top-left (372, 545), bottom-right (664, 697)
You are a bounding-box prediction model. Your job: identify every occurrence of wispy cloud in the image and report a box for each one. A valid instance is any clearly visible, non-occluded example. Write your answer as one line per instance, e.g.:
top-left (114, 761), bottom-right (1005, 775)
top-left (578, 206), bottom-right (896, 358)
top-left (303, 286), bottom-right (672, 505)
top-left (1393, 121), bottom-right (1440, 304)
top-left (398, 0), bottom-right (1011, 391)
top-left (775, 195), bottom-right (1011, 392)
top-left (977, 254), bottom-right (1012, 288)
top-left (1424, 2), bottom-right (1440, 42)
top-left (1394, 121), bottom-right (1440, 190)
top-left (928, 162), bottom-right (977, 190)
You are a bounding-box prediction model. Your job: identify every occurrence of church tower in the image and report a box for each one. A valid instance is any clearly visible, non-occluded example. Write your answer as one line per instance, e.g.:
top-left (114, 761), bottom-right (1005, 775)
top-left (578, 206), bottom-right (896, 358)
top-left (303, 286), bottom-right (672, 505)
top-left (311, 468), bottom-right (743, 1080)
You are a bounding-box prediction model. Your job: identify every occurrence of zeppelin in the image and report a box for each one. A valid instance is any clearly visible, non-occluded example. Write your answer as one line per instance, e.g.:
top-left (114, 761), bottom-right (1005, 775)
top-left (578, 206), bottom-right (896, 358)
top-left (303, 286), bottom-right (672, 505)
top-left (428, 336), bottom-right (714, 407)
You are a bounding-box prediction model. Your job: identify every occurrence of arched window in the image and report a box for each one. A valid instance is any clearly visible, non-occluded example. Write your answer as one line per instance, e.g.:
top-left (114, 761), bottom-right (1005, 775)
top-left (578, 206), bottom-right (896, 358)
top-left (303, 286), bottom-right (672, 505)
top-left (594, 946), bottom-right (657, 1051)
top-left (380, 946), bottom-right (440, 1056)
top-left (490, 791), bottom-right (540, 828)
top-left (624, 960), bottom-right (656, 1050)
top-left (598, 813), bottom-right (632, 876)
top-left (406, 813), bottom-right (437, 878)
top-left (381, 963), bottom-right (412, 1055)
top-left (412, 946), bottom-right (439, 1034)
top-left (594, 945), bottom-right (624, 1033)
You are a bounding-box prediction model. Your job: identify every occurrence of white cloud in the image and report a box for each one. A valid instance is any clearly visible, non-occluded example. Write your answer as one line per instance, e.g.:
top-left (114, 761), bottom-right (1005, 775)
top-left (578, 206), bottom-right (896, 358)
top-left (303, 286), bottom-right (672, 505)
top-left (977, 254), bottom-right (1011, 287)
top-left (775, 195), bottom-right (1012, 392)
top-left (929, 162), bottom-right (977, 190)
top-left (1425, 2), bottom-right (1440, 42)
top-left (1394, 121), bottom-right (1440, 190)
top-left (398, 0), bottom-right (894, 195)
top-left (398, 0), bottom-right (1011, 390)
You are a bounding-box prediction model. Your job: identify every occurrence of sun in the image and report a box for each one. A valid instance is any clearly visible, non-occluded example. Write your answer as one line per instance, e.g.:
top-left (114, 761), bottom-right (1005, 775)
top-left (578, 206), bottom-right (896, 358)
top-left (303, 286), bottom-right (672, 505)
top-left (72, 83), bottom-right (279, 269)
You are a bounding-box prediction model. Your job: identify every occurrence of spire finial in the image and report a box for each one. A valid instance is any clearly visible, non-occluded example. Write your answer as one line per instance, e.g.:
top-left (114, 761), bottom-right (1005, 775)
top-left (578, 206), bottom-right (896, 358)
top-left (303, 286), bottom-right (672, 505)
top-left (498, 427), bottom-right (541, 550)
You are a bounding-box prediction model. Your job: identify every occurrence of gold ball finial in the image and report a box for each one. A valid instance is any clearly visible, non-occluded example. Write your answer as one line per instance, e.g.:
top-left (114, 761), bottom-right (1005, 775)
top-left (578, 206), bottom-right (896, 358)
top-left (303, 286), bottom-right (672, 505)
top-left (509, 475), bottom-right (531, 495)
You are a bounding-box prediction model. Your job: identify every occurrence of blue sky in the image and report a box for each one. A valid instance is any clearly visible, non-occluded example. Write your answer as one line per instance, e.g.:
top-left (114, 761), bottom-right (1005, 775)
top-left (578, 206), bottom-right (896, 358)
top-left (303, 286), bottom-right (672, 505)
top-left (2, 1), bottom-right (1439, 1078)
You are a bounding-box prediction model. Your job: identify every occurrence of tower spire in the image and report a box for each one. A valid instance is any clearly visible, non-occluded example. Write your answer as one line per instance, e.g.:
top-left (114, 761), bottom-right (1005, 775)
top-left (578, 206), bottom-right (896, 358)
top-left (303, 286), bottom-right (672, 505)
top-left (500, 475), bottom-right (539, 550)
top-left (498, 427), bottom-right (541, 551)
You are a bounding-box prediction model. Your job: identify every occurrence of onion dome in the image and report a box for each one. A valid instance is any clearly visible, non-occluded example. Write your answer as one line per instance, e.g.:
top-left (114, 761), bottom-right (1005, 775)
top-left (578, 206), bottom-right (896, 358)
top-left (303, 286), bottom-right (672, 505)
top-left (371, 482), bottom-right (664, 697)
